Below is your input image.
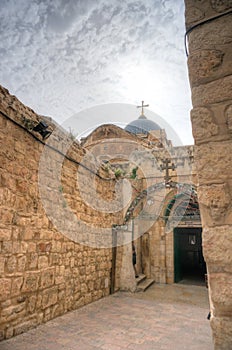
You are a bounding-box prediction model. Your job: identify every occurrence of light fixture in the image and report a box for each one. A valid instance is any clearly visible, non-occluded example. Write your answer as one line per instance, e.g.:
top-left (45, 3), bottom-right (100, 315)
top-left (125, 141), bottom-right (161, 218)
top-left (33, 121), bottom-right (52, 139)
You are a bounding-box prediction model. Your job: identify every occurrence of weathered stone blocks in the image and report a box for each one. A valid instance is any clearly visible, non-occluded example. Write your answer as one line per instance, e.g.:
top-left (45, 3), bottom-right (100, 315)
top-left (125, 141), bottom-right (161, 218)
top-left (11, 277), bottom-right (24, 296)
top-left (40, 268), bottom-right (55, 289)
top-left (0, 85), bottom-right (118, 340)
top-left (225, 104), bottom-right (232, 132)
top-left (1, 303), bottom-right (26, 323)
top-left (209, 272), bottom-right (232, 314)
top-left (22, 272), bottom-right (40, 293)
top-left (17, 255), bottom-right (27, 271)
top-left (188, 50), bottom-right (224, 86)
top-left (192, 75), bottom-right (232, 106)
top-left (187, 16), bottom-right (232, 52)
top-left (191, 107), bottom-right (219, 142)
top-left (41, 288), bottom-right (58, 310)
top-left (14, 318), bottom-right (37, 336)
top-left (0, 228), bottom-right (11, 241)
top-left (194, 142), bottom-right (232, 183)
top-left (185, 5), bottom-right (205, 27)
top-left (203, 226), bottom-right (232, 267)
top-left (185, 1), bottom-right (232, 348)
top-left (211, 316), bottom-right (232, 350)
top-left (198, 183), bottom-right (231, 224)
top-left (0, 278), bottom-right (11, 301)
top-left (211, 0), bottom-right (232, 13)
top-left (0, 256), bottom-right (5, 274)
top-left (38, 255), bottom-right (49, 269)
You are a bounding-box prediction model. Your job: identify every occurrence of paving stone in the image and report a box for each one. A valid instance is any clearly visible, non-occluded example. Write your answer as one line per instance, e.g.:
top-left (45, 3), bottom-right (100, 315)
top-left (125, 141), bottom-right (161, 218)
top-left (0, 284), bottom-right (213, 350)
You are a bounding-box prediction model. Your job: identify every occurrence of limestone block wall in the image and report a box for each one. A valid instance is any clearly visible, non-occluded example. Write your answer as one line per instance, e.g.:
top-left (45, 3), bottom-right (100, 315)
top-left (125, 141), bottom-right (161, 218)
top-left (0, 86), bottom-right (123, 340)
top-left (185, 1), bottom-right (232, 349)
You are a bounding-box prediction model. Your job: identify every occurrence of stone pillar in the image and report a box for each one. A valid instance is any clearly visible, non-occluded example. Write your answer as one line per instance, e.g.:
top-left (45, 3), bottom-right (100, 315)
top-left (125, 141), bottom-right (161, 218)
top-left (159, 221), bottom-right (167, 284)
top-left (185, 1), bottom-right (232, 349)
top-left (119, 231), bottom-right (137, 292)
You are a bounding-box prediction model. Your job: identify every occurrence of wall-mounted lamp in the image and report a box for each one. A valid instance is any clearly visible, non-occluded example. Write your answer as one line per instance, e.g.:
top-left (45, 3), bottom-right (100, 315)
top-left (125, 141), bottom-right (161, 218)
top-left (33, 121), bottom-right (52, 140)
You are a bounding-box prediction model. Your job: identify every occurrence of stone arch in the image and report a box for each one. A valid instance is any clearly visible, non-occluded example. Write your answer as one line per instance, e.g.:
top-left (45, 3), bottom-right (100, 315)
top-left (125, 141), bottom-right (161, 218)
top-left (123, 182), bottom-right (199, 225)
top-left (163, 184), bottom-right (200, 223)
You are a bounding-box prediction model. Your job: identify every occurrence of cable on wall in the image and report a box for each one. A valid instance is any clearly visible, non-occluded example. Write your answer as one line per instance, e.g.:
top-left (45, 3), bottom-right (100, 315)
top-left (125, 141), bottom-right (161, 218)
top-left (0, 110), bottom-right (110, 180)
top-left (184, 9), bottom-right (232, 57)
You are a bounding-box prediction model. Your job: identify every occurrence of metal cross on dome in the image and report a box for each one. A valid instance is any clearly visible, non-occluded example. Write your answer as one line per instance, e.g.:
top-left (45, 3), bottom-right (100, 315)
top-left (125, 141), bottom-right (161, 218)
top-left (137, 100), bottom-right (149, 116)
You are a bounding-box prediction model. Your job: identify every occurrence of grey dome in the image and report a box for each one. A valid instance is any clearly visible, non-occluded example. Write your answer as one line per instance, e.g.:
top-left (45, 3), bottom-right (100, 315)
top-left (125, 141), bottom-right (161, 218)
top-left (125, 115), bottom-right (161, 135)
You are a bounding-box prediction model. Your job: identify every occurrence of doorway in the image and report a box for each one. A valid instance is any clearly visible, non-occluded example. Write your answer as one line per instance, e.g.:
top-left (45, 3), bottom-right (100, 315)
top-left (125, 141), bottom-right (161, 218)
top-left (174, 227), bottom-right (206, 285)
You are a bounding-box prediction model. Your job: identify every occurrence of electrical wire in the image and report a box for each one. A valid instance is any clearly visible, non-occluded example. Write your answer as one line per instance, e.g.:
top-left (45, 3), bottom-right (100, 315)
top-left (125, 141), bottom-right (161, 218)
top-left (0, 110), bottom-right (109, 180)
top-left (185, 9), bottom-right (232, 57)
top-left (1, 110), bottom-right (194, 187)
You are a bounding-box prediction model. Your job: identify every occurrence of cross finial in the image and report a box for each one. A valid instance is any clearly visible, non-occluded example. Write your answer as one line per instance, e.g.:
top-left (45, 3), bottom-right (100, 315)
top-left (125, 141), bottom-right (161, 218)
top-left (137, 100), bottom-right (149, 116)
top-left (160, 158), bottom-right (176, 185)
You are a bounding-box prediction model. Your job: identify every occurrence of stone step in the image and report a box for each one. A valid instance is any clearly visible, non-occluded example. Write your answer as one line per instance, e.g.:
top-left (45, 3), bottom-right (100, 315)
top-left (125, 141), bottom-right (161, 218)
top-left (136, 274), bottom-right (146, 285)
top-left (136, 278), bottom-right (155, 292)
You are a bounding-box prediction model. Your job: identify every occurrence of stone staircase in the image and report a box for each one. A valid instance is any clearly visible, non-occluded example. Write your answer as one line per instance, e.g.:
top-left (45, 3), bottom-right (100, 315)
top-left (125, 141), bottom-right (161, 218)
top-left (135, 274), bottom-right (155, 292)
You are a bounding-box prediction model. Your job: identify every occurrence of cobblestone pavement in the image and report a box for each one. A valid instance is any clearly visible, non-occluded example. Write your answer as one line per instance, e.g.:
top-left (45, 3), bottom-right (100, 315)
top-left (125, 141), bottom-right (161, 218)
top-left (0, 283), bottom-right (213, 350)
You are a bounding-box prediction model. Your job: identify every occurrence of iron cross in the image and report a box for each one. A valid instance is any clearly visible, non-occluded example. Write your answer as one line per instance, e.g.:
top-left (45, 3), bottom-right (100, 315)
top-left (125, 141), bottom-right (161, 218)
top-left (160, 158), bottom-right (176, 183)
top-left (137, 101), bottom-right (149, 116)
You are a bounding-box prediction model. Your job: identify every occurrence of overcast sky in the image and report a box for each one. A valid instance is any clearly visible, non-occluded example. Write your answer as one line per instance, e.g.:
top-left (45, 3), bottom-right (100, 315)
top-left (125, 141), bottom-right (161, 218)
top-left (0, 0), bottom-right (193, 145)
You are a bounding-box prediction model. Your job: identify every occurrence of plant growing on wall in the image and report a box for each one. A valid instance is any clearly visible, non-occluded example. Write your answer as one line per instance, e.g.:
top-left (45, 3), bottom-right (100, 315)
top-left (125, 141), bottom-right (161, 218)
top-left (131, 166), bottom-right (138, 179)
top-left (23, 117), bottom-right (36, 130)
top-left (114, 168), bottom-right (123, 179)
top-left (68, 127), bottom-right (78, 140)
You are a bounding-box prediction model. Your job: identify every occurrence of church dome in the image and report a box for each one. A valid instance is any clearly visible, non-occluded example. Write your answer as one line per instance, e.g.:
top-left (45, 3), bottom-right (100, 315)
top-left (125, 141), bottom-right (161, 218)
top-left (125, 114), bottom-right (161, 135)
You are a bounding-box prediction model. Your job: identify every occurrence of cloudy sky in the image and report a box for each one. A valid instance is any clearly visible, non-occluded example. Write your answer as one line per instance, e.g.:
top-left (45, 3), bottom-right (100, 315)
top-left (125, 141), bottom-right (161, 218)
top-left (0, 0), bottom-right (193, 145)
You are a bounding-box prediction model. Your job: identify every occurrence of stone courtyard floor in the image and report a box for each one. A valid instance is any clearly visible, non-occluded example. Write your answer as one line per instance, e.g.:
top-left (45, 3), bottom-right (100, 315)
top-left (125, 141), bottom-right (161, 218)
top-left (0, 283), bottom-right (213, 350)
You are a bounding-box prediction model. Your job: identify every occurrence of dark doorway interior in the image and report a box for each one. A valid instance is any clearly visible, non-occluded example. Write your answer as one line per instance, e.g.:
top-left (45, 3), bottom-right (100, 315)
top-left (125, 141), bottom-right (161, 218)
top-left (174, 227), bottom-right (206, 285)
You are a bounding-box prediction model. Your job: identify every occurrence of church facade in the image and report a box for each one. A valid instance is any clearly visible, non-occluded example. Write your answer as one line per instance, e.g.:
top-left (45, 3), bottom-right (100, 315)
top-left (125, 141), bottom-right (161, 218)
top-left (81, 105), bottom-right (205, 290)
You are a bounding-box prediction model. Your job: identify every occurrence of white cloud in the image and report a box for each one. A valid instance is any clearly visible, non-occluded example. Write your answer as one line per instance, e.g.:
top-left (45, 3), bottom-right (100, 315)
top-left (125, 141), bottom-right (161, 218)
top-left (0, 0), bottom-right (193, 145)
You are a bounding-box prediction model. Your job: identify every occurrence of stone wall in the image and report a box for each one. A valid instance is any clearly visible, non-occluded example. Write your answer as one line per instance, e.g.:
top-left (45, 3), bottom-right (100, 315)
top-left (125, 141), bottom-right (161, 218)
top-left (185, 1), bottom-right (232, 349)
top-left (0, 85), bottom-right (123, 340)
